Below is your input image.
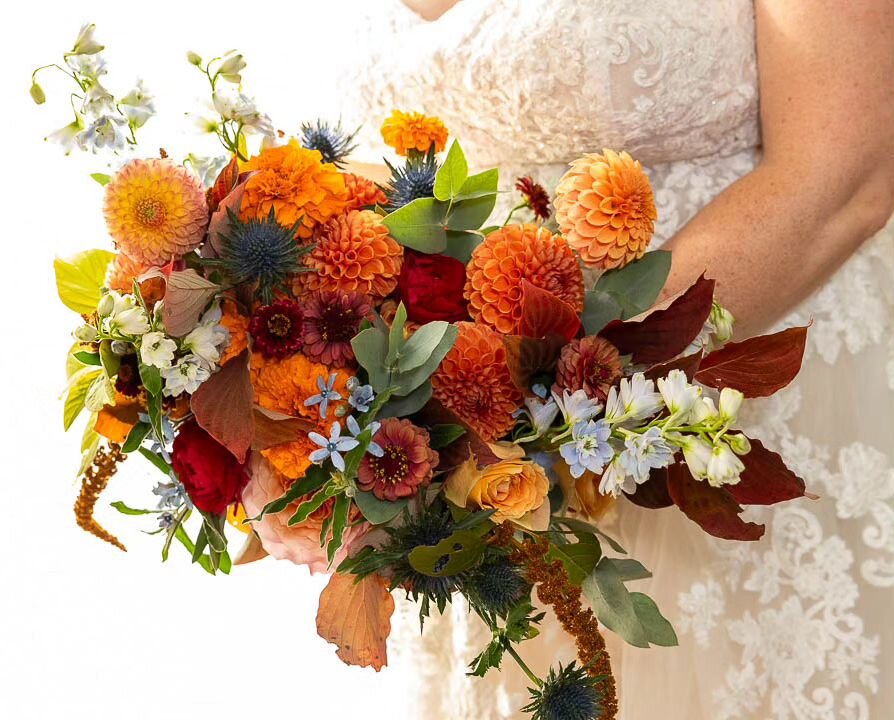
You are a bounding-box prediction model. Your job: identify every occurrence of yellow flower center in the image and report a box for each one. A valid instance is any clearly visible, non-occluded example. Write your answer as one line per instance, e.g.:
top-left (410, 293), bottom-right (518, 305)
top-left (267, 313), bottom-right (292, 338)
top-left (135, 197), bottom-right (167, 228)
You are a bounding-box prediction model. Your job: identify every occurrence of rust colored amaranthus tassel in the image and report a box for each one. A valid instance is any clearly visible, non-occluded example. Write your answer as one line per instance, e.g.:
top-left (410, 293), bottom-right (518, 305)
top-left (506, 529), bottom-right (618, 719)
top-left (74, 442), bottom-right (126, 551)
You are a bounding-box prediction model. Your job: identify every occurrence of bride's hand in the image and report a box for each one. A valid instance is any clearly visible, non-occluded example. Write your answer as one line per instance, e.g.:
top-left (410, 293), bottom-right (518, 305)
top-left (661, 0), bottom-right (894, 338)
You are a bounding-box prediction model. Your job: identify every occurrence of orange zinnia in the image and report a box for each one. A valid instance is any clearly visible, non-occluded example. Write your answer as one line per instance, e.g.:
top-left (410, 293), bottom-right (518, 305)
top-left (380, 110), bottom-right (448, 156)
top-left (239, 139), bottom-right (348, 239)
top-left (464, 223), bottom-right (584, 335)
top-left (431, 322), bottom-right (522, 442)
top-left (554, 149), bottom-right (657, 269)
top-left (343, 173), bottom-right (388, 211)
top-left (298, 209), bottom-right (403, 301)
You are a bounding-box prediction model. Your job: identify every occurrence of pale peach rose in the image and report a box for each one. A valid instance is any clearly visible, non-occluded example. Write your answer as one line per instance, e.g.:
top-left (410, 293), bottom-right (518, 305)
top-left (445, 444), bottom-right (550, 531)
top-left (553, 461), bottom-right (615, 522)
top-left (241, 456), bottom-right (367, 574)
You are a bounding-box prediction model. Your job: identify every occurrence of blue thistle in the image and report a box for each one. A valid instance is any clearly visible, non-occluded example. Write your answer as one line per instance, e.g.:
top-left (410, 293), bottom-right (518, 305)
top-left (216, 207), bottom-right (311, 303)
top-left (385, 148), bottom-right (439, 208)
top-left (464, 557), bottom-right (530, 617)
top-left (299, 119), bottom-right (359, 167)
top-left (523, 663), bottom-right (604, 720)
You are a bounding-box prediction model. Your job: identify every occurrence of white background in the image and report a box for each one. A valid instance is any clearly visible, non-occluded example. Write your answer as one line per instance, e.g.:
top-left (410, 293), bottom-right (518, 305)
top-left (2, 2), bottom-right (422, 717)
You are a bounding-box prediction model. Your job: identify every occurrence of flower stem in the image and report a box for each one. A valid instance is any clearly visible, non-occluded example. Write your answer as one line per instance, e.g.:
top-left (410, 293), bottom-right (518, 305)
top-left (505, 643), bottom-right (542, 688)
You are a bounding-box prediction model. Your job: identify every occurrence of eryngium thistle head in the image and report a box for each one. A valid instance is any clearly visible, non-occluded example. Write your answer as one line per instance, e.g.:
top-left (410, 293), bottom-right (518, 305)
top-left (218, 207), bottom-right (310, 302)
top-left (299, 119), bottom-right (359, 168)
top-left (523, 663), bottom-right (604, 720)
top-left (464, 557), bottom-right (529, 617)
top-left (384, 148), bottom-right (439, 208)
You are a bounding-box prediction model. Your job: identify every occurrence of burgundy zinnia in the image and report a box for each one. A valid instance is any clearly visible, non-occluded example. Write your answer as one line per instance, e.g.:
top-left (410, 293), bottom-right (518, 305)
top-left (301, 290), bottom-right (372, 367)
top-left (554, 336), bottom-right (623, 402)
top-left (249, 299), bottom-right (304, 359)
top-left (357, 418), bottom-right (439, 502)
top-left (515, 176), bottom-right (551, 222)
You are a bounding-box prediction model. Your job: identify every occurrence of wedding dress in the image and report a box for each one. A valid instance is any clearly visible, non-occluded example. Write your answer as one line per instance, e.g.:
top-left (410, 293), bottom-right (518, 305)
top-left (339, 1), bottom-right (894, 717)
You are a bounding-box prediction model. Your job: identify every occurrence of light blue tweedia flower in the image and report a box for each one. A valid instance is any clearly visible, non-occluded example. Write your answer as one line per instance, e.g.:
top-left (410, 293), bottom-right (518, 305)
top-left (347, 377), bottom-right (375, 413)
top-left (158, 512), bottom-right (175, 529)
top-left (153, 480), bottom-right (188, 509)
top-left (618, 427), bottom-right (675, 484)
top-left (346, 415), bottom-right (384, 457)
top-left (559, 419), bottom-right (614, 479)
top-left (308, 422), bottom-right (359, 472)
top-left (304, 373), bottom-right (343, 419)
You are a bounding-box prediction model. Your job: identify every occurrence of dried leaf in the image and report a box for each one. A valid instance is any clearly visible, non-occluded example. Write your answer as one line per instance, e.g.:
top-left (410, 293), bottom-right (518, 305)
top-left (233, 532), bottom-right (269, 565)
top-left (190, 350), bottom-right (253, 463)
top-left (727, 438), bottom-right (808, 505)
top-left (207, 156), bottom-right (240, 213)
top-left (517, 280), bottom-right (581, 341)
top-left (316, 572), bottom-right (395, 671)
top-left (695, 326), bottom-right (808, 397)
top-left (161, 269), bottom-right (220, 337)
top-left (252, 407), bottom-right (315, 450)
top-left (207, 183), bottom-right (245, 257)
top-left (417, 399), bottom-right (501, 470)
top-left (502, 333), bottom-right (564, 391)
top-left (94, 397), bottom-right (141, 443)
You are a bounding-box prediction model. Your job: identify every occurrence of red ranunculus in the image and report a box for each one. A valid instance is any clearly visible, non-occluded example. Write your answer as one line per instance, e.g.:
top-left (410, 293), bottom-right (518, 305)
top-left (397, 250), bottom-right (469, 324)
top-left (171, 421), bottom-right (249, 515)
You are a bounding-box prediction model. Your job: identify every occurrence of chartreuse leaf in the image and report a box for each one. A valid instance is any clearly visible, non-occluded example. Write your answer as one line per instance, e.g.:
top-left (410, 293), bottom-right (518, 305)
top-left (433, 140), bottom-right (469, 201)
top-left (90, 173), bottom-right (112, 186)
top-left (54, 249), bottom-right (115, 314)
top-left (382, 197), bottom-right (448, 253)
top-left (581, 290), bottom-right (623, 335)
top-left (408, 528), bottom-right (488, 577)
top-left (63, 367), bottom-right (102, 430)
top-left (594, 250), bottom-right (672, 319)
top-left (354, 491), bottom-right (408, 525)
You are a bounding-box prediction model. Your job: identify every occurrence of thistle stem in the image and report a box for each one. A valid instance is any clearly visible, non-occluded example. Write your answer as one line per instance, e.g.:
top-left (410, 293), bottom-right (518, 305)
top-left (505, 643), bottom-right (542, 688)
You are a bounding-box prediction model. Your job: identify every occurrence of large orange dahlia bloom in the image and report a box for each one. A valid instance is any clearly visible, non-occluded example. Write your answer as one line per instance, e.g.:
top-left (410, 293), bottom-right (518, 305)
top-left (380, 110), bottom-right (448, 156)
top-left (104, 159), bottom-right (208, 265)
top-left (343, 172), bottom-right (388, 211)
top-left (431, 322), bottom-right (522, 442)
top-left (465, 223), bottom-right (584, 335)
top-left (554, 150), bottom-right (657, 269)
top-left (239, 140), bottom-right (348, 239)
top-left (298, 209), bottom-right (403, 301)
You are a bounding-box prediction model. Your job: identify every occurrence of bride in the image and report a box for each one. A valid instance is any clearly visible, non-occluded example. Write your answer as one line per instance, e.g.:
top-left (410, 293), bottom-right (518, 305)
top-left (340, 1), bottom-right (894, 717)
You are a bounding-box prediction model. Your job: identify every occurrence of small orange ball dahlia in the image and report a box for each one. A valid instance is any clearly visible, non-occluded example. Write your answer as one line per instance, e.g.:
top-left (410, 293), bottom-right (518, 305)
top-left (104, 159), bottom-right (208, 265)
top-left (465, 223), bottom-right (584, 335)
top-left (299, 209), bottom-right (403, 301)
top-left (240, 139), bottom-right (348, 239)
top-left (380, 110), bottom-right (448, 156)
top-left (343, 173), bottom-right (388, 211)
top-left (431, 322), bottom-right (522, 442)
top-left (554, 149), bottom-right (657, 269)
top-left (554, 335), bottom-right (623, 403)
top-left (106, 252), bottom-right (152, 294)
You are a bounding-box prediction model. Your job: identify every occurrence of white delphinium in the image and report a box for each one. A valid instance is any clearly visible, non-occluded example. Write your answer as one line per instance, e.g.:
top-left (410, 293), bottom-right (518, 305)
top-left (605, 373), bottom-right (664, 425)
top-left (599, 457), bottom-right (634, 497)
top-left (140, 332), bottom-right (177, 369)
top-left (657, 369), bottom-right (702, 418)
top-left (553, 388), bottom-right (602, 428)
top-left (706, 441), bottom-right (745, 487)
top-left (182, 321), bottom-right (228, 367)
top-left (559, 419), bottom-right (614, 479)
top-left (161, 355), bottom-right (211, 397)
top-left (216, 53), bottom-right (247, 83)
top-left (688, 396), bottom-right (719, 425)
top-left (119, 80), bottom-right (155, 128)
top-left (70, 24), bottom-right (104, 55)
top-left (670, 434), bottom-right (713, 480)
top-left (618, 426), bottom-right (675, 485)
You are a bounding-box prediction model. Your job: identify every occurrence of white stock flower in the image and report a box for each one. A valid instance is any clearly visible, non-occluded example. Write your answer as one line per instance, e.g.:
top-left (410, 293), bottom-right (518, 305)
top-left (618, 426), bottom-right (675, 485)
top-left (688, 396), bottom-right (719, 425)
top-left (598, 457), bottom-right (635, 497)
top-left (217, 53), bottom-right (246, 83)
top-left (553, 389), bottom-right (601, 427)
top-left (718, 387), bottom-right (744, 423)
top-left (119, 80), bottom-right (156, 128)
top-left (73, 324), bottom-right (98, 342)
top-left (182, 321), bottom-right (228, 366)
top-left (82, 82), bottom-right (116, 117)
top-left (677, 435), bottom-right (713, 480)
top-left (161, 355), bottom-right (211, 396)
top-left (79, 115), bottom-right (128, 152)
top-left (103, 292), bottom-right (149, 336)
top-left (709, 303), bottom-right (735, 344)
top-left (605, 373), bottom-right (663, 424)
top-left (140, 331), bottom-right (177, 369)
top-left (726, 433), bottom-right (752, 456)
top-left (657, 369), bottom-right (702, 416)
top-left (706, 442), bottom-right (745, 487)
top-left (65, 53), bottom-right (108, 80)
top-left (70, 24), bottom-right (104, 55)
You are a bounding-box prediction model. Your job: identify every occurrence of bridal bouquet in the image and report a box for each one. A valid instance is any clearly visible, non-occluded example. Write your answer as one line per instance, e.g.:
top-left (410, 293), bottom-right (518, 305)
top-left (42, 29), bottom-right (811, 720)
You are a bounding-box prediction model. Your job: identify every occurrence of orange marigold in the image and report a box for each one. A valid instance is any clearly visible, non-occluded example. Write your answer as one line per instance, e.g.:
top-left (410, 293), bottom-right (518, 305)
top-left (104, 159), bottom-right (208, 265)
top-left (218, 299), bottom-right (250, 365)
top-left (343, 173), bottom-right (388, 211)
top-left (465, 223), bottom-right (584, 335)
top-left (298, 209), bottom-right (403, 301)
top-left (431, 322), bottom-right (522, 442)
top-left (380, 110), bottom-right (448, 156)
top-left (239, 139), bottom-right (348, 239)
top-left (106, 253), bottom-right (152, 294)
top-left (554, 149), bottom-right (657, 269)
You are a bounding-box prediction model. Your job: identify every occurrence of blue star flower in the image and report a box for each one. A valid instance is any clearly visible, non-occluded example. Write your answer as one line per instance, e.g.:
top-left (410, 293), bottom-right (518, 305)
top-left (308, 421), bottom-right (359, 472)
top-left (304, 373), bottom-right (343, 419)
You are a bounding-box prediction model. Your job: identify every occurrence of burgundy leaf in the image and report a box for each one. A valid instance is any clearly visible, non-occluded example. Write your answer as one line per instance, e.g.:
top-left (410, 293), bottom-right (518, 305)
top-left (518, 280), bottom-right (581, 341)
top-left (190, 349), bottom-right (254, 463)
top-left (666, 463), bottom-right (765, 541)
top-left (695, 326), bottom-right (808, 397)
top-left (727, 438), bottom-right (809, 505)
top-left (644, 351), bottom-right (703, 383)
top-left (161, 269), bottom-right (220, 337)
top-left (252, 407), bottom-right (314, 451)
top-left (624, 466), bottom-right (674, 509)
top-left (502, 333), bottom-right (565, 392)
top-left (600, 275), bottom-right (715, 364)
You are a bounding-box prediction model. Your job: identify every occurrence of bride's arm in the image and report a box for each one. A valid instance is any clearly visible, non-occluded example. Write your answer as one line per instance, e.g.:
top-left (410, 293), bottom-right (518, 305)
top-left (662, 0), bottom-right (894, 337)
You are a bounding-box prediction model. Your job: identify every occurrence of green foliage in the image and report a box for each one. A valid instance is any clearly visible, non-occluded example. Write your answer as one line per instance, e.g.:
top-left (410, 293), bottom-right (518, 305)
top-left (408, 529), bottom-right (488, 578)
top-left (137, 446), bottom-right (172, 476)
top-left (63, 366), bottom-right (102, 430)
top-left (53, 249), bottom-right (115, 314)
top-left (121, 422), bottom-right (151, 453)
top-left (90, 173), bottom-right (112, 186)
top-left (580, 290), bottom-right (623, 336)
top-left (468, 601), bottom-right (543, 678)
top-left (546, 534), bottom-right (602, 585)
top-left (354, 490), bottom-right (408, 525)
top-left (428, 423), bottom-right (466, 449)
top-left (110, 501), bottom-right (157, 516)
top-left (433, 140), bottom-right (469, 201)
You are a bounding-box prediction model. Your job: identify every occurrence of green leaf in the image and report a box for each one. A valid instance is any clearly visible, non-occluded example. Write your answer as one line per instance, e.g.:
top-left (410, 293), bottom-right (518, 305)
top-left (408, 530), bottom-right (487, 577)
top-left (326, 493), bottom-right (352, 563)
top-left (553, 516), bottom-right (627, 555)
top-left (607, 558), bottom-right (653, 582)
top-left (254, 464), bottom-right (329, 520)
top-left (146, 392), bottom-right (164, 446)
top-left (594, 250), bottom-right (672, 320)
top-left (73, 351), bottom-right (102, 366)
top-left (380, 381), bottom-right (432, 417)
top-left (99, 340), bottom-right (120, 377)
top-left (139, 363), bottom-right (162, 396)
top-left (354, 490), bottom-right (408, 525)
top-left (351, 328), bottom-right (390, 392)
top-left (122, 422), bottom-right (151, 453)
top-left (582, 559), bottom-right (649, 648)
top-left (581, 290), bottom-right (623, 335)
top-left (287, 487), bottom-right (331, 526)
top-left (175, 523), bottom-right (214, 574)
top-left (441, 230), bottom-right (483, 264)
top-left (387, 303), bottom-right (408, 366)
top-left (54, 249), bottom-right (115, 314)
top-left (392, 325), bottom-right (458, 395)
top-left (630, 592), bottom-right (678, 647)
top-left (433, 140), bottom-right (469, 201)
top-left (63, 367), bottom-right (102, 430)
top-left (138, 447), bottom-right (172, 476)
top-left (382, 197), bottom-right (448, 253)
top-left (547, 536), bottom-right (602, 585)
top-left (447, 193), bottom-right (498, 232)
top-left (90, 173), bottom-right (112, 186)
top-left (455, 168), bottom-right (499, 200)
top-left (110, 501), bottom-right (157, 516)
top-left (428, 424), bottom-right (466, 449)
top-left (398, 321), bottom-right (452, 372)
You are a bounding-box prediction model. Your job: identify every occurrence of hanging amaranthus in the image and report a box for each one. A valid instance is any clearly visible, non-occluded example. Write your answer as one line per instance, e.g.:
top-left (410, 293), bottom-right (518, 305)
top-left (74, 442), bottom-right (126, 551)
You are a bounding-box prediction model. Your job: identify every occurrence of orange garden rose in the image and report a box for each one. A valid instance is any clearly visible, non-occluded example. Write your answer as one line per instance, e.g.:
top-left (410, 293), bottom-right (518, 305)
top-left (343, 172), bottom-right (388, 211)
top-left (380, 110), bottom-right (448, 156)
top-left (104, 159), bottom-right (208, 265)
top-left (554, 150), bottom-right (657, 269)
top-left (553, 461), bottom-right (615, 522)
top-left (239, 139), bottom-right (348, 239)
top-left (465, 223), bottom-right (584, 334)
top-left (298, 209), bottom-right (403, 301)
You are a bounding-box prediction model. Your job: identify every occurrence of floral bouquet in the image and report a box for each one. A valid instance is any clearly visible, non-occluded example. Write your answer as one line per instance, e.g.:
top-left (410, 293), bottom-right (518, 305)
top-left (42, 28), bottom-right (811, 720)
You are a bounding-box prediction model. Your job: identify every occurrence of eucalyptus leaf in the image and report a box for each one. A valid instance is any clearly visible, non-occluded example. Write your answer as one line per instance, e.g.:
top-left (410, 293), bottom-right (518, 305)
top-left (398, 321), bottom-right (452, 372)
top-left (594, 250), bottom-right (672, 319)
top-left (441, 230), bottom-right (483, 264)
top-left (433, 140), bottom-right (468, 201)
top-left (455, 168), bottom-right (499, 200)
top-left (582, 290), bottom-right (623, 335)
top-left (380, 381), bottom-right (432, 417)
top-left (392, 325), bottom-right (458, 395)
top-left (387, 303), bottom-right (408, 366)
top-left (382, 197), bottom-right (448, 253)
top-left (607, 558), bottom-right (653, 582)
top-left (630, 592), bottom-right (678, 647)
top-left (582, 559), bottom-right (649, 648)
top-left (447, 193), bottom-right (498, 232)
top-left (547, 537), bottom-right (603, 585)
top-left (351, 328), bottom-right (389, 392)
top-left (354, 490), bottom-right (409, 525)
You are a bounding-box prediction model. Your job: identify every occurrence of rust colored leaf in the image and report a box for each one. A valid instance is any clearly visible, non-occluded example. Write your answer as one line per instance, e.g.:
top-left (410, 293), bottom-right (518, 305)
top-left (94, 398), bottom-right (141, 443)
top-left (316, 572), bottom-right (395, 671)
top-left (624, 466), bottom-right (674, 509)
top-left (252, 407), bottom-right (314, 451)
top-left (727, 438), bottom-right (808, 505)
top-left (207, 155), bottom-right (240, 213)
top-left (600, 275), bottom-right (715, 364)
top-left (644, 351), bottom-right (703, 383)
top-left (502, 333), bottom-right (564, 391)
top-left (666, 463), bottom-right (765, 541)
top-left (161, 269), bottom-right (220, 337)
top-left (206, 183), bottom-right (245, 258)
top-left (695, 326), bottom-right (808, 398)
top-left (190, 350), bottom-right (253, 463)
top-left (518, 280), bottom-right (581, 341)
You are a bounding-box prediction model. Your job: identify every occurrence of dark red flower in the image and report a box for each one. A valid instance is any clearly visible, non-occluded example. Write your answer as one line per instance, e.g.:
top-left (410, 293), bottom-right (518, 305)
top-left (515, 176), bottom-right (551, 222)
top-left (301, 290), bottom-right (372, 366)
top-left (397, 250), bottom-right (468, 324)
top-left (249, 299), bottom-right (304, 359)
top-left (171, 421), bottom-right (249, 515)
top-left (357, 418), bottom-right (439, 501)
top-left (115, 354), bottom-right (141, 397)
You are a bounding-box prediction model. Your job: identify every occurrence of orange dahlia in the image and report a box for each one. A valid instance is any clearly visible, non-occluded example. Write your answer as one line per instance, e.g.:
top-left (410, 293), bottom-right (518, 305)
top-left (465, 223), bottom-right (584, 335)
top-left (239, 139), bottom-right (348, 239)
top-left (343, 172), bottom-right (388, 211)
top-left (298, 209), bottom-right (403, 301)
top-left (380, 110), bottom-right (448, 156)
top-left (106, 252), bottom-right (152, 294)
top-left (431, 322), bottom-right (522, 442)
top-left (554, 149), bottom-right (657, 269)
top-left (104, 159), bottom-right (208, 265)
